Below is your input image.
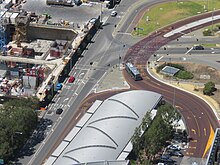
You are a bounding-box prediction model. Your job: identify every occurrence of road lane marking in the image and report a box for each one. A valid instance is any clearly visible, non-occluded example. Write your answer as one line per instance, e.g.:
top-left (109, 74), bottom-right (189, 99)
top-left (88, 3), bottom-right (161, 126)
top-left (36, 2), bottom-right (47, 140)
top-left (189, 146), bottom-right (196, 149)
top-left (202, 124), bottom-right (215, 158)
top-left (156, 56), bottom-right (164, 62)
top-left (204, 128), bottom-right (206, 136)
top-left (75, 112), bottom-right (81, 120)
top-left (175, 105), bottom-right (183, 109)
top-left (191, 139), bottom-right (197, 142)
top-left (188, 110), bottom-right (201, 137)
top-left (63, 98), bottom-right (69, 102)
top-left (185, 47), bottom-right (193, 55)
top-left (191, 129), bottom-right (196, 134)
top-left (186, 152), bottom-right (194, 156)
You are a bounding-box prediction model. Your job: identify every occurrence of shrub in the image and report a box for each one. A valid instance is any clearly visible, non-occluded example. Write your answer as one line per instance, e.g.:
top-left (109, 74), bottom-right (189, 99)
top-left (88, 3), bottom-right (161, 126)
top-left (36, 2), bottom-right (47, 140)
top-left (203, 81), bottom-right (216, 95)
top-left (167, 63), bottom-right (185, 71)
top-left (175, 70), bottom-right (194, 79)
top-left (203, 29), bottom-right (212, 36)
top-left (156, 63), bottom-right (167, 73)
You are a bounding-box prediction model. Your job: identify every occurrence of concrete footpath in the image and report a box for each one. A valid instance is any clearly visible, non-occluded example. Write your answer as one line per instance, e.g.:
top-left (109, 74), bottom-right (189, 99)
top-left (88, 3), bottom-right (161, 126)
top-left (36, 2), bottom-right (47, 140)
top-left (95, 64), bottom-right (129, 92)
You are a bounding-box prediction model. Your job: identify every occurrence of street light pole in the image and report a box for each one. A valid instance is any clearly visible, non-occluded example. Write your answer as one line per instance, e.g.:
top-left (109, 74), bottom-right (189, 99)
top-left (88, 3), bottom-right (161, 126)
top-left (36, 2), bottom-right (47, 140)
top-left (100, 2), bottom-right (102, 23)
top-left (211, 0), bottom-right (214, 34)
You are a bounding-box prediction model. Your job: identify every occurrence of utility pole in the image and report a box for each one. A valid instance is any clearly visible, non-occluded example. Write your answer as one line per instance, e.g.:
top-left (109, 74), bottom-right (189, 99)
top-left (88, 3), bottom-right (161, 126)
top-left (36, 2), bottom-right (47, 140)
top-left (100, 2), bottom-right (103, 23)
top-left (211, 0), bottom-right (214, 34)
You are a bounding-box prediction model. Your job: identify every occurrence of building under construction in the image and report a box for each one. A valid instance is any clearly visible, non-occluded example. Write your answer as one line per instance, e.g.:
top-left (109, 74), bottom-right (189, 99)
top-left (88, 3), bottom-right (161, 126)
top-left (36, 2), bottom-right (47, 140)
top-left (0, 0), bottom-right (101, 103)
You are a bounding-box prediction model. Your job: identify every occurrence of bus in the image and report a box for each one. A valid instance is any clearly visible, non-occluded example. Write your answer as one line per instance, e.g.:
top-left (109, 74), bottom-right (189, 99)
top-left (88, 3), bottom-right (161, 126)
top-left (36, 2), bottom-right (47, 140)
top-left (125, 63), bottom-right (142, 81)
top-left (46, 0), bottom-right (74, 7)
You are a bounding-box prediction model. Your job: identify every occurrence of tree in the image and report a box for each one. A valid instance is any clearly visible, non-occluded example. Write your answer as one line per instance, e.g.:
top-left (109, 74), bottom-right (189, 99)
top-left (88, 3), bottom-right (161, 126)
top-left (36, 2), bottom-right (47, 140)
top-left (131, 127), bottom-right (141, 157)
top-left (143, 115), bottom-right (172, 158)
top-left (203, 81), bottom-right (216, 96)
top-left (0, 98), bottom-right (38, 163)
top-left (156, 103), bottom-right (181, 125)
top-left (141, 111), bottom-right (152, 132)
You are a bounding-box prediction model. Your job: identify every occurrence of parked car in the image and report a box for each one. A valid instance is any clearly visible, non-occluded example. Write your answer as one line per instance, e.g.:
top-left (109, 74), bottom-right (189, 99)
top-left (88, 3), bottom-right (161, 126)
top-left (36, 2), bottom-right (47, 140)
top-left (111, 11), bottom-right (117, 17)
top-left (160, 157), bottom-right (175, 163)
top-left (167, 144), bottom-right (181, 151)
top-left (56, 108), bottom-right (63, 115)
top-left (193, 45), bottom-right (204, 50)
top-left (56, 83), bottom-right (63, 90)
top-left (170, 151), bottom-right (184, 157)
top-left (68, 76), bottom-right (75, 83)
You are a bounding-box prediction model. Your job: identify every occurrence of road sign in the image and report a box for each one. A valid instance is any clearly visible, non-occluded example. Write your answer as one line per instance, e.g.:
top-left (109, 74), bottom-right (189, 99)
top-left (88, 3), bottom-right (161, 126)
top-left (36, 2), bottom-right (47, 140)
top-left (0, 159), bottom-right (4, 164)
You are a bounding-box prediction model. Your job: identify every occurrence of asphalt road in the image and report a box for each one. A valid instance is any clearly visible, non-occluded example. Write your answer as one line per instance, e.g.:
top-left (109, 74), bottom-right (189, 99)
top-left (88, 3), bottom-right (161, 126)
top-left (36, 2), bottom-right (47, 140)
top-left (122, 12), bottom-right (220, 158)
top-left (18, 0), bottom-right (136, 164)
top-left (155, 46), bottom-right (220, 70)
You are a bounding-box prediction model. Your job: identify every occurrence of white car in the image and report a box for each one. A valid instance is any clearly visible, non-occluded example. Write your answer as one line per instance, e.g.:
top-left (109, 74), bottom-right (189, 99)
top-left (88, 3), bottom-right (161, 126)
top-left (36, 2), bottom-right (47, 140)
top-left (167, 144), bottom-right (181, 150)
top-left (111, 11), bottom-right (117, 17)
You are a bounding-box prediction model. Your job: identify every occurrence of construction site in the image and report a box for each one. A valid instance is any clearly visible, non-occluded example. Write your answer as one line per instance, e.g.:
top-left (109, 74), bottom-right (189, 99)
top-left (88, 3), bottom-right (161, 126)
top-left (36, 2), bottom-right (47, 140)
top-left (0, 0), bottom-right (102, 104)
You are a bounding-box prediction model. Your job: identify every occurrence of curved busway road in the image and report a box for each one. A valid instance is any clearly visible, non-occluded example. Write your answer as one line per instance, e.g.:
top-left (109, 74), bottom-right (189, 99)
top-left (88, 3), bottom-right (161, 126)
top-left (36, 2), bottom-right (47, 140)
top-left (122, 12), bottom-right (220, 158)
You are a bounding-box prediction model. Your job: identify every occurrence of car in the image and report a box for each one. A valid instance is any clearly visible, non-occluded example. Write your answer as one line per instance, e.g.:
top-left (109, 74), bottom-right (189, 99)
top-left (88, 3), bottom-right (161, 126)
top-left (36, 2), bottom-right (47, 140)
top-left (170, 151), bottom-right (184, 157)
top-left (160, 157), bottom-right (175, 163)
top-left (111, 11), bottom-right (117, 17)
top-left (68, 76), bottom-right (75, 83)
top-left (193, 45), bottom-right (204, 50)
top-left (89, 18), bottom-right (97, 24)
top-left (161, 155), bottom-right (170, 160)
top-left (56, 108), bottom-right (63, 115)
top-left (56, 83), bottom-right (63, 90)
top-left (167, 144), bottom-right (181, 151)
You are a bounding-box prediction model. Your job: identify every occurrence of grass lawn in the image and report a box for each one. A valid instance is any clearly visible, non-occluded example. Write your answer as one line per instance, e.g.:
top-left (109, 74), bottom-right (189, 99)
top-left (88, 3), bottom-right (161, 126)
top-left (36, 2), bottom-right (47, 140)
top-left (201, 43), bottom-right (219, 47)
top-left (133, 0), bottom-right (220, 36)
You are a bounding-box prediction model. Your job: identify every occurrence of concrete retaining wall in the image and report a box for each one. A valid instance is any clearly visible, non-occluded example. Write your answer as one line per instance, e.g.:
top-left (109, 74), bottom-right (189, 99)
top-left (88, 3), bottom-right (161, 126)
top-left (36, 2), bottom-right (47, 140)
top-left (27, 25), bottom-right (77, 41)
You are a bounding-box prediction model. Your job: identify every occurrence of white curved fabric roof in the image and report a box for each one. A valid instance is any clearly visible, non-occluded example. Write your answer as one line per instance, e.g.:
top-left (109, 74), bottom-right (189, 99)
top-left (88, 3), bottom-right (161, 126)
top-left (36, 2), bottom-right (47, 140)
top-left (54, 90), bottom-right (162, 165)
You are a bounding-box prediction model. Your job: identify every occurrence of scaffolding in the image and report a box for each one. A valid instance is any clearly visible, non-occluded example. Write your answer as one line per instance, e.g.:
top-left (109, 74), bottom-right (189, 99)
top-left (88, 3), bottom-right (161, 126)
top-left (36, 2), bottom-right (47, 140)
top-left (0, 13), bottom-right (7, 50)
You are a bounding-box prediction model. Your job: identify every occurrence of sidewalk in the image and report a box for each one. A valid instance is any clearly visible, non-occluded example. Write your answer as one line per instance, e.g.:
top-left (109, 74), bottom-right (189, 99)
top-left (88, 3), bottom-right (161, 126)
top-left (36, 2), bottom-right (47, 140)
top-left (95, 65), bottom-right (129, 93)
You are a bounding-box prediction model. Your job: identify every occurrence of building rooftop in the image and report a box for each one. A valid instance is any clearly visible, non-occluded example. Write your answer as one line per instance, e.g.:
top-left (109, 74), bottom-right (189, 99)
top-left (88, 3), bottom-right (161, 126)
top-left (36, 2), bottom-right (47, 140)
top-left (52, 90), bottom-right (162, 165)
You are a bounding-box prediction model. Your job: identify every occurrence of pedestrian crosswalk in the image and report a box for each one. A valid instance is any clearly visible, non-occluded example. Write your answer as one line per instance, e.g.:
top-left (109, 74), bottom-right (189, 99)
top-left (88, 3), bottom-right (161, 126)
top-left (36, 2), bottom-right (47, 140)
top-left (46, 103), bottom-right (70, 116)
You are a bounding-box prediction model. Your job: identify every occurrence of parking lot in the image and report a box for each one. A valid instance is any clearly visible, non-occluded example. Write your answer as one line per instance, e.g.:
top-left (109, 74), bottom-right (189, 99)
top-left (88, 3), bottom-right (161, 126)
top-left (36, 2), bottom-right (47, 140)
top-left (22, 0), bottom-right (104, 24)
top-left (157, 131), bottom-right (188, 165)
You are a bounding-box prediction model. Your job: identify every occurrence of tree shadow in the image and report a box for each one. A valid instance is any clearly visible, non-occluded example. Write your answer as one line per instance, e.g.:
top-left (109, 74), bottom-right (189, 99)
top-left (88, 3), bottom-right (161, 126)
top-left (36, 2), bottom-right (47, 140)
top-left (13, 118), bottom-right (54, 162)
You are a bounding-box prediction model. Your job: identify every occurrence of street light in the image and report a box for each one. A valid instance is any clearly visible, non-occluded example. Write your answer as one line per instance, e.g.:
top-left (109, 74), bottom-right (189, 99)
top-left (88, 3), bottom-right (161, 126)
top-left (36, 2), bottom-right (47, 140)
top-left (100, 2), bottom-right (103, 23)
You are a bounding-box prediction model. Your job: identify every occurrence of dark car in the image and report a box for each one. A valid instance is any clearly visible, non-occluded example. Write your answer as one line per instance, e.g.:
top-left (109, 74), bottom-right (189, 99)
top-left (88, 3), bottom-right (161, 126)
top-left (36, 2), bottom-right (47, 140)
top-left (193, 45), bottom-right (204, 50)
top-left (161, 157), bottom-right (175, 163)
top-left (56, 108), bottom-right (63, 115)
top-left (170, 151), bottom-right (184, 157)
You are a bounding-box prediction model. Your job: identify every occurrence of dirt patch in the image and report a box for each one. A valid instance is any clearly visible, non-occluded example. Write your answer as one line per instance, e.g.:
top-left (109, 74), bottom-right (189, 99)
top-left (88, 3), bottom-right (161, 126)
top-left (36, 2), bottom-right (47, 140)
top-left (158, 61), bottom-right (220, 104)
top-left (180, 62), bottom-right (220, 84)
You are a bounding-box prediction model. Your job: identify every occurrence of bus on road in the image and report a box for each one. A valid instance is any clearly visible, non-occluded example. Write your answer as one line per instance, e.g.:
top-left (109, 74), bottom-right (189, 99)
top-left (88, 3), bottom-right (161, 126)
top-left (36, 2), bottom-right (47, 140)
top-left (125, 63), bottom-right (142, 81)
